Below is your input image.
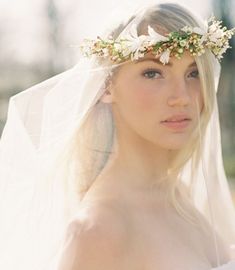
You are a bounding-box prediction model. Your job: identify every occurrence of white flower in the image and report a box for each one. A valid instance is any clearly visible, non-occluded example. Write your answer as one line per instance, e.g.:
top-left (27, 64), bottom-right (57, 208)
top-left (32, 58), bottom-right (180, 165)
top-left (102, 48), bottom-right (109, 57)
top-left (217, 45), bottom-right (228, 56)
top-left (114, 43), bottom-right (122, 52)
top-left (209, 29), bottom-right (224, 42)
top-left (209, 23), bottom-right (218, 33)
top-left (121, 46), bottom-right (132, 58)
top-left (159, 50), bottom-right (170, 65)
top-left (179, 40), bottom-right (187, 47)
top-left (121, 23), bottom-right (148, 56)
top-left (181, 26), bottom-right (193, 33)
top-left (80, 39), bottom-right (95, 53)
top-left (131, 50), bottom-right (145, 61)
top-left (147, 25), bottom-right (169, 45)
top-left (187, 26), bottom-right (207, 45)
top-left (207, 19), bottom-right (225, 43)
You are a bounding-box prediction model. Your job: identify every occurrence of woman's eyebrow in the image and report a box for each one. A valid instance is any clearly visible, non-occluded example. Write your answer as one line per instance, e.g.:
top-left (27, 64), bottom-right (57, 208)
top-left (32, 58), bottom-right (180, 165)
top-left (134, 58), bottom-right (173, 66)
top-left (134, 58), bottom-right (197, 68)
top-left (188, 61), bottom-right (197, 68)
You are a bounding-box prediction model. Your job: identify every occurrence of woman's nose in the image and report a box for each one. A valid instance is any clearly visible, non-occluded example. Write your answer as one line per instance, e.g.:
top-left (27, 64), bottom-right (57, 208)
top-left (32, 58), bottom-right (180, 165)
top-left (167, 79), bottom-right (191, 107)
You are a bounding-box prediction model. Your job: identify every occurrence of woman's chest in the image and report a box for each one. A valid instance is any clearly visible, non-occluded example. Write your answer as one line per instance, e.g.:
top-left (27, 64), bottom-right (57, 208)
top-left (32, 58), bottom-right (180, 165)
top-left (126, 209), bottom-right (214, 270)
top-left (132, 231), bottom-right (212, 270)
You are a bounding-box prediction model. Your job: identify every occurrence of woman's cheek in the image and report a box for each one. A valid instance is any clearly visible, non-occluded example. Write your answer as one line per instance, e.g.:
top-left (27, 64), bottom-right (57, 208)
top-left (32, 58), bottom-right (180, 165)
top-left (133, 83), bottom-right (160, 111)
top-left (197, 87), bottom-right (204, 109)
top-left (191, 85), bottom-right (203, 110)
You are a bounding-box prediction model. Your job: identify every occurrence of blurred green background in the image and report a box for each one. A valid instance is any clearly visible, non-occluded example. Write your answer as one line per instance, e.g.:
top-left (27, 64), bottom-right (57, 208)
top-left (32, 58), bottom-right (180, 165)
top-left (0, 0), bottom-right (234, 198)
top-left (213, 0), bottom-right (235, 189)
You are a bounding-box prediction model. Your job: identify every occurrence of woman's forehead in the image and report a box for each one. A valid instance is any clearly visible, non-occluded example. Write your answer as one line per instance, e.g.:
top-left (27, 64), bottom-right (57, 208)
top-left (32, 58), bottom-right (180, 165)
top-left (127, 52), bottom-right (197, 70)
top-left (111, 51), bottom-right (197, 77)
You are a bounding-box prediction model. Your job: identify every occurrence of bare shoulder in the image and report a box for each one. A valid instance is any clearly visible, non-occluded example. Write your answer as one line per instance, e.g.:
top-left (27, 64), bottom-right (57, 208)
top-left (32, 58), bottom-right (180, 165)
top-left (56, 201), bottom-right (131, 270)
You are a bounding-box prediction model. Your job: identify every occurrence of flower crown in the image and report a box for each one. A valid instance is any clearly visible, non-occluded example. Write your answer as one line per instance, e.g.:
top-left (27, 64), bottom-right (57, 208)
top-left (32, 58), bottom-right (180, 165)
top-left (80, 16), bottom-right (235, 65)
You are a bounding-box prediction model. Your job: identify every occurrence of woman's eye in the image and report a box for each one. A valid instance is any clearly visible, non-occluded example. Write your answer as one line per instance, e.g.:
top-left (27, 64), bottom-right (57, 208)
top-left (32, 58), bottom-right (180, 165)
top-left (142, 69), bottom-right (161, 79)
top-left (188, 70), bottom-right (199, 78)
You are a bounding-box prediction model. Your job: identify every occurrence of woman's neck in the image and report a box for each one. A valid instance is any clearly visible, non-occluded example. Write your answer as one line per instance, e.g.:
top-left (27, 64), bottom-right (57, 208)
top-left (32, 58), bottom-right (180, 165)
top-left (105, 134), bottom-right (172, 192)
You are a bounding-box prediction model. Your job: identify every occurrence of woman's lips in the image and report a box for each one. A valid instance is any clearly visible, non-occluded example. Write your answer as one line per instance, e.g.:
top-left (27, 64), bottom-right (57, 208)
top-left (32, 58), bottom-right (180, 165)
top-left (161, 117), bottom-right (191, 130)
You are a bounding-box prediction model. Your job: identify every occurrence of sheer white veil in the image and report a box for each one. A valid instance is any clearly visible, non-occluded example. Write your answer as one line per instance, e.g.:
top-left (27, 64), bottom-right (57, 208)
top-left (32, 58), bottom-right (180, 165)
top-left (0, 2), bottom-right (235, 270)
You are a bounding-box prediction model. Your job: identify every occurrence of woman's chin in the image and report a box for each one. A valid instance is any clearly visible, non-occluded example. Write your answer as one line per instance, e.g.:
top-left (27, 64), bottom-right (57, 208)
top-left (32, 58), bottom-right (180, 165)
top-left (153, 137), bottom-right (190, 150)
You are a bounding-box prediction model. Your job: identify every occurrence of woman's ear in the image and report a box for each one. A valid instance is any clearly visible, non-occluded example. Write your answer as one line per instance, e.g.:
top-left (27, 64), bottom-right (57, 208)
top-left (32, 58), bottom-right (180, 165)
top-left (100, 88), bottom-right (113, 103)
top-left (100, 77), bottom-right (114, 104)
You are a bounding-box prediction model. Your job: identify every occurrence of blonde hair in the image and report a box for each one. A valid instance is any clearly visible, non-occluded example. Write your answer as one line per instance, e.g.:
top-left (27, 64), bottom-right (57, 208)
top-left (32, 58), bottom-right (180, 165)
top-left (133, 3), bottom-right (216, 225)
top-left (60, 3), bottom-right (216, 226)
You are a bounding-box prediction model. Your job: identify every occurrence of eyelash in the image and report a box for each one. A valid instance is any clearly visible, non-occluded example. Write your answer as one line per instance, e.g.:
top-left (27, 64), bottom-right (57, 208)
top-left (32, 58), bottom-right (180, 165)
top-left (189, 70), bottom-right (199, 78)
top-left (142, 69), bottom-right (199, 79)
top-left (142, 69), bottom-right (161, 79)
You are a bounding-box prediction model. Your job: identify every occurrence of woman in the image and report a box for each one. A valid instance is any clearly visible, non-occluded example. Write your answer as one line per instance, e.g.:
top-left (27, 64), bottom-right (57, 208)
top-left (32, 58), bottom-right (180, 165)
top-left (0, 2), bottom-right (235, 270)
top-left (56, 51), bottom-right (231, 269)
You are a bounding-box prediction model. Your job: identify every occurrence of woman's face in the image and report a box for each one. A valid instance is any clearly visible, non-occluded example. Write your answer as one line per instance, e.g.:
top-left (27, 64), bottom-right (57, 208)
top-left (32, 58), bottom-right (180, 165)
top-left (105, 51), bottom-right (203, 150)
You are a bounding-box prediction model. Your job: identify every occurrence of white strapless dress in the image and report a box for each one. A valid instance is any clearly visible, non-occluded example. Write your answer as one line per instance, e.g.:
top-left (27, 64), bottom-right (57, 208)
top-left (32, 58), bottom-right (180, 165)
top-left (211, 261), bottom-right (235, 269)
